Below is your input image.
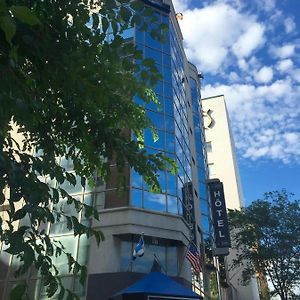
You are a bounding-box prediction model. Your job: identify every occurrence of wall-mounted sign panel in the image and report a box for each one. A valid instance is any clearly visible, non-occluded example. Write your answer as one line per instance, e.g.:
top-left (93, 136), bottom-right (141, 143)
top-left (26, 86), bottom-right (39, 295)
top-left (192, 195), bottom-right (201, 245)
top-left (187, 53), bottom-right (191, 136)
top-left (208, 179), bottom-right (231, 249)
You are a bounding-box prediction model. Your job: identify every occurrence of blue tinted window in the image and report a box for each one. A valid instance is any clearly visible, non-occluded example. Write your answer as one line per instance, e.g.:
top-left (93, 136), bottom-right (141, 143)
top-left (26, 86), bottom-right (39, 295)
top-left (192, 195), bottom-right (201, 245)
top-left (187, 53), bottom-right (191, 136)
top-left (164, 98), bottom-right (173, 116)
top-left (144, 191), bottom-right (166, 212)
top-left (131, 188), bottom-right (142, 207)
top-left (174, 107), bottom-right (181, 127)
top-left (167, 196), bottom-right (178, 214)
top-left (163, 53), bottom-right (171, 67)
top-left (201, 199), bottom-right (209, 215)
top-left (146, 98), bottom-right (161, 112)
top-left (144, 129), bottom-right (164, 150)
top-left (122, 27), bottom-right (134, 39)
top-left (135, 43), bottom-right (143, 56)
top-left (145, 30), bottom-right (161, 50)
top-left (134, 95), bottom-right (144, 105)
top-left (163, 33), bottom-right (170, 54)
top-left (157, 170), bottom-right (166, 192)
top-left (199, 182), bottom-right (207, 198)
top-left (175, 139), bottom-right (183, 162)
top-left (198, 167), bottom-right (206, 183)
top-left (135, 28), bottom-right (144, 44)
top-left (167, 173), bottom-right (177, 195)
top-left (145, 47), bottom-right (162, 65)
top-left (163, 66), bottom-right (172, 83)
top-left (147, 110), bottom-right (164, 130)
top-left (131, 170), bottom-right (142, 188)
top-left (155, 80), bottom-right (163, 95)
top-left (177, 170), bottom-right (184, 191)
top-left (178, 197), bottom-right (183, 215)
top-left (165, 132), bottom-right (175, 153)
top-left (164, 83), bottom-right (172, 98)
top-left (164, 115), bottom-right (174, 133)
top-left (202, 214), bottom-right (210, 234)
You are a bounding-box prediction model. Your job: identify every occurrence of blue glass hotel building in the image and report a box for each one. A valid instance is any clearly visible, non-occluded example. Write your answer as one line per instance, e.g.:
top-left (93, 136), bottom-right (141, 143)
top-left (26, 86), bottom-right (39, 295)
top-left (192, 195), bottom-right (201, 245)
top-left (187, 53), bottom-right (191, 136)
top-left (86, 0), bottom-right (212, 298)
top-left (0, 0), bottom-right (214, 299)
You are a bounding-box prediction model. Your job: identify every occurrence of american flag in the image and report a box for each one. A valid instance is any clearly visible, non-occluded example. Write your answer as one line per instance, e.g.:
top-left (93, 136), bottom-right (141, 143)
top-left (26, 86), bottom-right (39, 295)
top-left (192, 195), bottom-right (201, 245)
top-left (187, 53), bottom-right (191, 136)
top-left (186, 244), bottom-right (202, 274)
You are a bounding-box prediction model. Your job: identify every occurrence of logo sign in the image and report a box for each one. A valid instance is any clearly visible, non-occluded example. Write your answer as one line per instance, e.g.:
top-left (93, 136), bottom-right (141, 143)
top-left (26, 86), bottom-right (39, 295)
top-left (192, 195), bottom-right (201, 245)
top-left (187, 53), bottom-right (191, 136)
top-left (208, 180), bottom-right (231, 248)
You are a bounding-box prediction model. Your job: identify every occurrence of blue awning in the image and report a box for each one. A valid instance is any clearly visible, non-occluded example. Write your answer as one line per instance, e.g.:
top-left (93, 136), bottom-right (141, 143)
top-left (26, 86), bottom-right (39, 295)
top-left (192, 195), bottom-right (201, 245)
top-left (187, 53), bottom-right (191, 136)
top-left (111, 272), bottom-right (203, 299)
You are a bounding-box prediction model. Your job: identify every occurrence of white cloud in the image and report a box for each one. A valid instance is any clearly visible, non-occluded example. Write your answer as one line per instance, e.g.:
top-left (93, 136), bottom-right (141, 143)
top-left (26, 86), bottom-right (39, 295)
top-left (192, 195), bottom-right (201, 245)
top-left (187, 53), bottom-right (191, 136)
top-left (228, 71), bottom-right (239, 82)
top-left (270, 44), bottom-right (296, 59)
top-left (284, 17), bottom-right (296, 34)
top-left (202, 80), bottom-right (300, 163)
top-left (276, 59), bottom-right (293, 72)
top-left (172, 0), bottom-right (190, 12)
top-left (174, 0), bottom-right (300, 164)
top-left (255, 0), bottom-right (276, 12)
top-left (232, 23), bottom-right (265, 58)
top-left (291, 69), bottom-right (300, 83)
top-left (177, 3), bottom-right (265, 73)
top-left (238, 59), bottom-right (248, 71)
top-left (256, 66), bottom-right (273, 83)
top-left (284, 132), bottom-right (299, 144)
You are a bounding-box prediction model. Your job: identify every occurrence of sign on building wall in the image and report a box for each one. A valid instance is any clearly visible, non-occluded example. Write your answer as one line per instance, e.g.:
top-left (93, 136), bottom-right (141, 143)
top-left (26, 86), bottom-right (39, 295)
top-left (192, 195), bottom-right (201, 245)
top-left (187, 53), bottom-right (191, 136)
top-left (208, 180), bottom-right (231, 249)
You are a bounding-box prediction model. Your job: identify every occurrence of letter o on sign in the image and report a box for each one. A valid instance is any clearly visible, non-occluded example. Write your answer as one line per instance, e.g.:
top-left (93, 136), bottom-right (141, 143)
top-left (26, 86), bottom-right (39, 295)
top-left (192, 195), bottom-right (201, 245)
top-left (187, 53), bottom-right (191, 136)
top-left (215, 200), bottom-right (222, 207)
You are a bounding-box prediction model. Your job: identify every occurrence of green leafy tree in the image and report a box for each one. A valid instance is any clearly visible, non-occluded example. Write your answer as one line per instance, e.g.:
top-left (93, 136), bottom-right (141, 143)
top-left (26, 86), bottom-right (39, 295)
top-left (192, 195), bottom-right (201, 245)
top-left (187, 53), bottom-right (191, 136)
top-left (0, 0), bottom-right (173, 299)
top-left (228, 190), bottom-right (300, 300)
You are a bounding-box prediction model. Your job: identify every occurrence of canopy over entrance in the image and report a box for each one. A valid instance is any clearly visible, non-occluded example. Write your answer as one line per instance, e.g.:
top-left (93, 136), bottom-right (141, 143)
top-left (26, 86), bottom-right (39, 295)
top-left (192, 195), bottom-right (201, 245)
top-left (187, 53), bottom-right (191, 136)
top-left (110, 272), bottom-right (203, 300)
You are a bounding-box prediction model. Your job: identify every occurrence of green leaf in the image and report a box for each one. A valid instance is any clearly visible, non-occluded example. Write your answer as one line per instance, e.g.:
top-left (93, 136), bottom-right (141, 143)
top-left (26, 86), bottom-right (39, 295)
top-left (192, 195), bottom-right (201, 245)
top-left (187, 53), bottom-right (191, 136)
top-left (9, 284), bottom-right (26, 300)
top-left (79, 265), bottom-right (87, 285)
top-left (12, 208), bottom-right (26, 221)
top-left (119, 6), bottom-right (131, 23)
top-left (22, 244), bottom-right (35, 273)
top-left (92, 229), bottom-right (105, 246)
top-left (10, 5), bottom-right (41, 26)
top-left (0, 0), bottom-right (8, 12)
top-left (80, 176), bottom-right (86, 188)
top-left (0, 15), bottom-right (16, 44)
top-left (93, 207), bottom-right (99, 220)
top-left (55, 246), bottom-right (62, 257)
top-left (142, 58), bottom-right (155, 68)
top-left (46, 278), bottom-right (59, 298)
top-left (130, 0), bottom-right (144, 12)
top-left (58, 286), bottom-right (65, 300)
top-left (92, 13), bottom-right (99, 30)
top-left (52, 188), bottom-right (60, 203)
top-left (101, 16), bottom-right (109, 33)
top-left (0, 192), bottom-right (5, 205)
top-left (66, 172), bottom-right (76, 186)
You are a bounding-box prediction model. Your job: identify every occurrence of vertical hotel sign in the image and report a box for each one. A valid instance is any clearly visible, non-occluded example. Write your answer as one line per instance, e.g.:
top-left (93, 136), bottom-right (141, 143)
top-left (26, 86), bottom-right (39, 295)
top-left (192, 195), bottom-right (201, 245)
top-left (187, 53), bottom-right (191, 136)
top-left (208, 180), bottom-right (231, 249)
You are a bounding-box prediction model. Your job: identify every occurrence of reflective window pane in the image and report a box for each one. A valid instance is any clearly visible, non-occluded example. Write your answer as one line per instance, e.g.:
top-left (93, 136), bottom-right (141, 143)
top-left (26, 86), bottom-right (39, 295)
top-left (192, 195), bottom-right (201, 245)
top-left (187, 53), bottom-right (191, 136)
top-left (167, 195), bottom-right (178, 214)
top-left (131, 170), bottom-right (142, 188)
top-left (144, 191), bottom-right (166, 212)
top-left (165, 132), bottom-right (175, 153)
top-left (131, 188), bottom-right (142, 208)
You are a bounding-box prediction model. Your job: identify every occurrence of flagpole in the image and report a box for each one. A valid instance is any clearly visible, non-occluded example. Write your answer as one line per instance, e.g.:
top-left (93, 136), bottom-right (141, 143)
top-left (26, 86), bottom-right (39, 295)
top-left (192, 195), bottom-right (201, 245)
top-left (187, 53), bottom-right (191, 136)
top-left (153, 253), bottom-right (167, 273)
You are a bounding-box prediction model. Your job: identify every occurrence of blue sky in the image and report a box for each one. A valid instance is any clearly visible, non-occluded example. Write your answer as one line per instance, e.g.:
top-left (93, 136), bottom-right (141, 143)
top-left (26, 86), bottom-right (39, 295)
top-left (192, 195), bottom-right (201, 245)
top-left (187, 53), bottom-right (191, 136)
top-left (173, 0), bottom-right (300, 205)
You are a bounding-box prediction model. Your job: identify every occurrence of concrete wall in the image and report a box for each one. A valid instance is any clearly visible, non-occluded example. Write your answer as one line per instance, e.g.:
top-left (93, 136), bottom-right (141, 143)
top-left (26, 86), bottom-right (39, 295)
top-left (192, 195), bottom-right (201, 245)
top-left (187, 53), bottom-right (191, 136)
top-left (202, 95), bottom-right (260, 300)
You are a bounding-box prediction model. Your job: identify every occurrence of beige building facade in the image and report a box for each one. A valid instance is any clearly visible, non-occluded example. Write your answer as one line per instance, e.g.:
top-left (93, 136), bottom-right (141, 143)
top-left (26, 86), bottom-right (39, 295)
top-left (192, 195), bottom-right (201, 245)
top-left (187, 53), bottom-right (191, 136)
top-left (202, 95), bottom-right (260, 300)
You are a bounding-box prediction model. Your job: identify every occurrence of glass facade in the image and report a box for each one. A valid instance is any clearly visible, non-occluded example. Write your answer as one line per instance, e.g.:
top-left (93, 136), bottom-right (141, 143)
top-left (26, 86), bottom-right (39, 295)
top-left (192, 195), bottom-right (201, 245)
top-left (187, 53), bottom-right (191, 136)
top-left (130, 9), bottom-right (194, 226)
top-left (0, 157), bottom-right (91, 300)
top-left (190, 77), bottom-right (212, 240)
